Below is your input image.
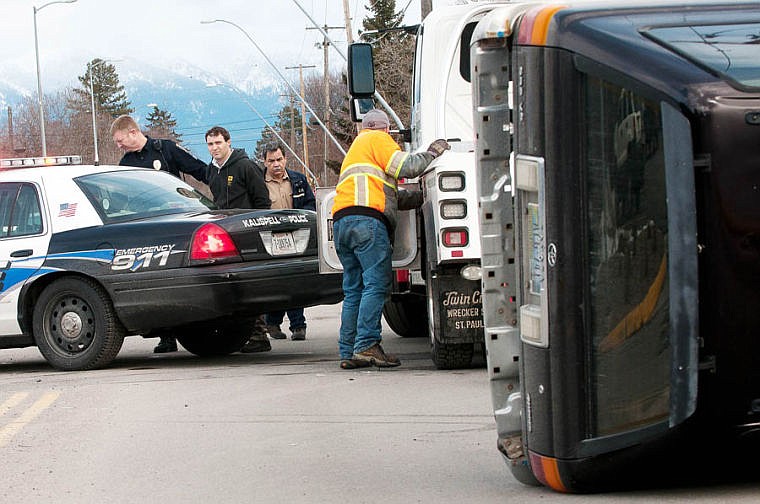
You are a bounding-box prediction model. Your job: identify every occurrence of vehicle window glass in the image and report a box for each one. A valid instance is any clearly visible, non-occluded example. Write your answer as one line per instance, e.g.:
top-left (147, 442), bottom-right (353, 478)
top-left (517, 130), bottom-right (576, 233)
top-left (0, 183), bottom-right (20, 237)
top-left (644, 22), bottom-right (760, 90)
top-left (9, 184), bottom-right (42, 237)
top-left (584, 75), bottom-right (670, 436)
top-left (444, 21), bottom-right (477, 145)
top-left (74, 169), bottom-right (215, 223)
top-left (459, 21), bottom-right (476, 82)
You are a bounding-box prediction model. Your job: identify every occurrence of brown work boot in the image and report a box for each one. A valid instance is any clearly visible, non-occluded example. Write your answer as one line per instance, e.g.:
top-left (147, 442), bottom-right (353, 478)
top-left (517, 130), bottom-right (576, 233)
top-left (241, 338), bottom-right (271, 353)
top-left (353, 344), bottom-right (401, 368)
top-left (340, 359), bottom-right (371, 370)
top-left (266, 325), bottom-right (286, 340)
top-left (291, 327), bottom-right (306, 341)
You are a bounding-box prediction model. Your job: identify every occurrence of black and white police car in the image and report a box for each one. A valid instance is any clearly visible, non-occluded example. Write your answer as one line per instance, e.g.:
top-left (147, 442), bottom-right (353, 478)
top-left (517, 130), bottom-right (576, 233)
top-left (0, 155), bottom-right (342, 370)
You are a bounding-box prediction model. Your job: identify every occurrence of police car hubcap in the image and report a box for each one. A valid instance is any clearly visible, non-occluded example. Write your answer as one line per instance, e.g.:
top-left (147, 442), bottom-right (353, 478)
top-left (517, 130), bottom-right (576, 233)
top-left (60, 312), bottom-right (83, 339)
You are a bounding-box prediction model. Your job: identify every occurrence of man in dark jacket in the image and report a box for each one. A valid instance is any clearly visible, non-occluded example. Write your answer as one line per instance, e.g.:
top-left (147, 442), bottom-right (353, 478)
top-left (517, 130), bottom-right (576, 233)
top-left (205, 125), bottom-right (272, 353)
top-left (206, 127), bottom-right (270, 209)
top-left (260, 141), bottom-right (316, 341)
top-left (111, 115), bottom-right (209, 354)
top-left (111, 115), bottom-right (208, 183)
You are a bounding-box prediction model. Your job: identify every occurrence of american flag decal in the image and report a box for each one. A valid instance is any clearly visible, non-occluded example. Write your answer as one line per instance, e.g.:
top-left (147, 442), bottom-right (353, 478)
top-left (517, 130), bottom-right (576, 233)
top-left (58, 202), bottom-right (78, 217)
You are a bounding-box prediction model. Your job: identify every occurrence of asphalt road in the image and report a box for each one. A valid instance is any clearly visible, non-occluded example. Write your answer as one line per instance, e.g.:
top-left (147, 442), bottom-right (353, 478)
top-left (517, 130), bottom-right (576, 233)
top-left (0, 303), bottom-right (758, 503)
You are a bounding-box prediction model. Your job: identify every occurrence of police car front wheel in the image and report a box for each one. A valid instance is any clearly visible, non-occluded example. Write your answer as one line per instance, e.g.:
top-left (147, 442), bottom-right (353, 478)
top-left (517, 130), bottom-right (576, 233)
top-left (33, 277), bottom-right (125, 371)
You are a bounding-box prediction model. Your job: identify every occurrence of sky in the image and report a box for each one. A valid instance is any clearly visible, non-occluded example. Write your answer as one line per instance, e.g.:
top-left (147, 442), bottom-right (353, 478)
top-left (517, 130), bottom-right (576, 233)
top-left (0, 0), bottom-right (462, 159)
top-left (0, 0), bottom-right (441, 92)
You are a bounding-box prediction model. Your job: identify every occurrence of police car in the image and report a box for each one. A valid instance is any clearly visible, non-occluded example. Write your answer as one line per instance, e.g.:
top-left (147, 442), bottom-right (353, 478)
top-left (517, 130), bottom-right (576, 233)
top-left (0, 155), bottom-right (343, 370)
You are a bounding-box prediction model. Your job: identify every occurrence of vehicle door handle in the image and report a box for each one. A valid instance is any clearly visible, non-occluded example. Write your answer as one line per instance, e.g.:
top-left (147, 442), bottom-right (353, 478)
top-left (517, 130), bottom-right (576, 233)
top-left (10, 249), bottom-right (33, 258)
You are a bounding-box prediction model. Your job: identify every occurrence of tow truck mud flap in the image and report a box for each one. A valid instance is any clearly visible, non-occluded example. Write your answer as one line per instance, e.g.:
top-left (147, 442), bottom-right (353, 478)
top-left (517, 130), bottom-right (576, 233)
top-left (430, 273), bottom-right (484, 344)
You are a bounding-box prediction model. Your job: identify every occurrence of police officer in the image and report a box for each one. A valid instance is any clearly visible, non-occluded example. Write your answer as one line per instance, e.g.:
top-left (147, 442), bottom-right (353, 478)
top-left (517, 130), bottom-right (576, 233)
top-left (110, 115), bottom-right (209, 354)
top-left (110, 115), bottom-right (208, 183)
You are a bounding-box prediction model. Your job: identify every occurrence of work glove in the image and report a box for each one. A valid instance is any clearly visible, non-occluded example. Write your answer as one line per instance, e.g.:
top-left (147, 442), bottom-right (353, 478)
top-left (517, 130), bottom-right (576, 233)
top-left (426, 139), bottom-right (451, 158)
top-left (398, 189), bottom-right (423, 210)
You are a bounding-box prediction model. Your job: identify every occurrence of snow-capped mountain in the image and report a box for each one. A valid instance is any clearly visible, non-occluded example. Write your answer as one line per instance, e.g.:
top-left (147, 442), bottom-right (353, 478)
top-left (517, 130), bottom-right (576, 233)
top-left (1, 54), bottom-right (285, 158)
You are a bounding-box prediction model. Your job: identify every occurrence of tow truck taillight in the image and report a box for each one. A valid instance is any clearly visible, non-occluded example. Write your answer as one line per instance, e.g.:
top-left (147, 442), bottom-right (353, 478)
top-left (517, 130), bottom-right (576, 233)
top-left (190, 223), bottom-right (240, 263)
top-left (440, 200), bottom-right (467, 219)
top-left (442, 228), bottom-right (469, 248)
top-left (438, 172), bottom-right (465, 191)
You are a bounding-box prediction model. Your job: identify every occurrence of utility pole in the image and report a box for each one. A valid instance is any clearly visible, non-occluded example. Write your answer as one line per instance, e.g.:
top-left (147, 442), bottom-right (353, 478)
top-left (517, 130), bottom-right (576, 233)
top-left (6, 106), bottom-right (13, 151)
top-left (285, 64), bottom-right (316, 175)
top-left (278, 92), bottom-right (298, 150)
top-left (342, 0), bottom-right (354, 44)
top-left (293, 0), bottom-right (405, 131)
top-left (308, 24), bottom-right (342, 185)
top-left (287, 93), bottom-right (296, 149)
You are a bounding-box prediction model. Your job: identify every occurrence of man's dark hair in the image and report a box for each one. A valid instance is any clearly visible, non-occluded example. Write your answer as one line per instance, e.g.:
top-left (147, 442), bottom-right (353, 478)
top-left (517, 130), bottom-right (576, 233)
top-left (205, 126), bottom-right (230, 141)
top-left (261, 140), bottom-right (286, 159)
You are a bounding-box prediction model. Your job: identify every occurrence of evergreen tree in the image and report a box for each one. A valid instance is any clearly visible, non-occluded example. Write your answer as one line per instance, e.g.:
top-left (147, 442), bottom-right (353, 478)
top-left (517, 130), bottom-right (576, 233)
top-left (145, 105), bottom-right (182, 143)
top-left (362, 0), bottom-right (414, 126)
top-left (69, 58), bottom-right (133, 118)
top-left (362, 0), bottom-right (403, 32)
top-left (255, 104), bottom-right (303, 158)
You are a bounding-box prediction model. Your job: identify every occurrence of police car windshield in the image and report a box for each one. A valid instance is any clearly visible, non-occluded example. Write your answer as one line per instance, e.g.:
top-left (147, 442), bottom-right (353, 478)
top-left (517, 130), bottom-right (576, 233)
top-left (75, 169), bottom-right (215, 223)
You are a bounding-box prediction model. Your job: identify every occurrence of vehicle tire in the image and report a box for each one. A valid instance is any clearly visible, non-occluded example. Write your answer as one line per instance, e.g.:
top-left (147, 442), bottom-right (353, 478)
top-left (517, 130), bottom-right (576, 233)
top-left (33, 277), bottom-right (125, 371)
top-left (426, 270), bottom-right (474, 369)
top-left (383, 296), bottom-right (427, 337)
top-left (431, 338), bottom-right (474, 369)
top-left (176, 320), bottom-right (251, 357)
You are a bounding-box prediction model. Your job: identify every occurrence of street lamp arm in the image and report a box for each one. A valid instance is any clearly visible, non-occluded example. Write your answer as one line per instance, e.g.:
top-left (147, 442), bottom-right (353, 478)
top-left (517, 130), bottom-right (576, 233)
top-left (35, 0), bottom-right (77, 13)
top-left (201, 18), bottom-right (346, 156)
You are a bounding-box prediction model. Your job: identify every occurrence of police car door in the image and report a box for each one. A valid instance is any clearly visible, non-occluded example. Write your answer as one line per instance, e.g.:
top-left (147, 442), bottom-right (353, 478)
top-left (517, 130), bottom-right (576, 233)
top-left (316, 184), bottom-right (420, 273)
top-left (0, 180), bottom-right (50, 335)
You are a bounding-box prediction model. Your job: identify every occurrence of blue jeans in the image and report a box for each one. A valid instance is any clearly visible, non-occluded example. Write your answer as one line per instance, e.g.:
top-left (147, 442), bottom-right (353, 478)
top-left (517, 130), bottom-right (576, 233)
top-left (333, 215), bottom-right (392, 360)
top-left (266, 309), bottom-right (306, 330)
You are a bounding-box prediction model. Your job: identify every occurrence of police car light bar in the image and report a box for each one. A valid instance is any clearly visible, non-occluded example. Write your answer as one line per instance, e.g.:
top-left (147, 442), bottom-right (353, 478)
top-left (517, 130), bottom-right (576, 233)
top-left (0, 155), bottom-right (82, 168)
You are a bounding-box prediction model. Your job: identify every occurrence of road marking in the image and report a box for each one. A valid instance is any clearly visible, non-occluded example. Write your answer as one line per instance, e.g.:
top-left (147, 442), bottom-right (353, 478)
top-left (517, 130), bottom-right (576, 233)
top-left (0, 391), bottom-right (61, 448)
top-left (0, 392), bottom-right (29, 418)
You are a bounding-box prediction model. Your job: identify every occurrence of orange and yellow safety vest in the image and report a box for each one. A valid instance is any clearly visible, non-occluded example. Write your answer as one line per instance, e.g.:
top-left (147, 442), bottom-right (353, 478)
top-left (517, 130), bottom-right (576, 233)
top-left (332, 129), bottom-right (432, 232)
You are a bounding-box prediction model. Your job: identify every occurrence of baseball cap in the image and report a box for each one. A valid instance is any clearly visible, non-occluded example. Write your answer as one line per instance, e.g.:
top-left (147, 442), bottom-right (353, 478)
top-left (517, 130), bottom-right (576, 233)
top-left (362, 109), bottom-right (390, 130)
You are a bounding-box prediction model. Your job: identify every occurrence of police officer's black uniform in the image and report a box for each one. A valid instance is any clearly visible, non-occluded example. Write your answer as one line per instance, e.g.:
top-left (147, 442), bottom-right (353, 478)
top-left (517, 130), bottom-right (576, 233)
top-left (119, 135), bottom-right (208, 354)
top-left (119, 136), bottom-right (208, 183)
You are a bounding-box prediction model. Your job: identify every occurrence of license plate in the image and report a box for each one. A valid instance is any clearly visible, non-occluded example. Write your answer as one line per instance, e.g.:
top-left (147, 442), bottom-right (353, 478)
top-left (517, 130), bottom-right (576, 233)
top-left (271, 232), bottom-right (297, 255)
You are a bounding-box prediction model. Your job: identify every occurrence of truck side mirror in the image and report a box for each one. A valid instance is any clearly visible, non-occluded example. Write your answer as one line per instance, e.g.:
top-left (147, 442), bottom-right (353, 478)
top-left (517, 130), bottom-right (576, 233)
top-left (348, 43), bottom-right (376, 98)
top-left (350, 97), bottom-right (376, 123)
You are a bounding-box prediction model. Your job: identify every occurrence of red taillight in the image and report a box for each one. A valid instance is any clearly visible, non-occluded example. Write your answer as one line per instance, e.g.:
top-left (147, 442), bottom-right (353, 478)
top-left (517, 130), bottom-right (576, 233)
top-left (442, 228), bottom-right (469, 247)
top-left (190, 223), bottom-right (240, 262)
top-left (395, 269), bottom-right (410, 283)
